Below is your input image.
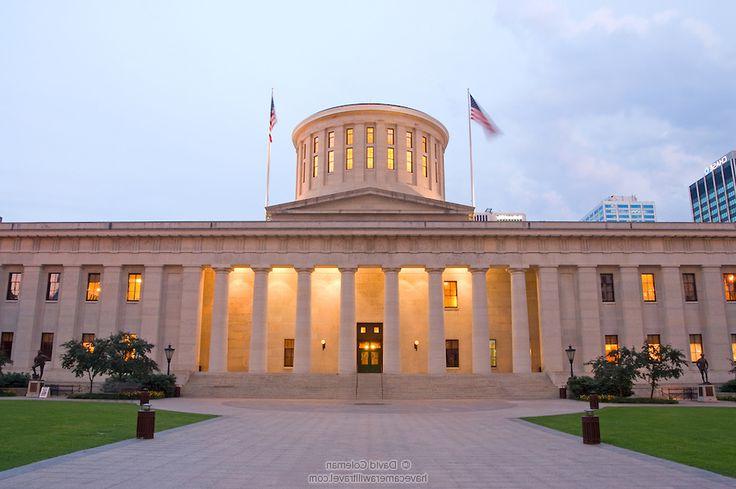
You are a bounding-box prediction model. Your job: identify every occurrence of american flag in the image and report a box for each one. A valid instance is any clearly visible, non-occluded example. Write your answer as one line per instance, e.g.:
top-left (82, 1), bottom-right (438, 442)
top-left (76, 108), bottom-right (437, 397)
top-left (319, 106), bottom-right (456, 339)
top-left (268, 94), bottom-right (277, 142)
top-left (469, 93), bottom-right (499, 137)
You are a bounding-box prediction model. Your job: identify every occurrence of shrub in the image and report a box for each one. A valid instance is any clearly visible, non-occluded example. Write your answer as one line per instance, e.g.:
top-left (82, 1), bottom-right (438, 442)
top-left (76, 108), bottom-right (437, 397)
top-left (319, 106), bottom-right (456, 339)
top-left (102, 377), bottom-right (142, 393)
top-left (717, 394), bottom-right (736, 402)
top-left (587, 346), bottom-right (639, 398)
top-left (579, 394), bottom-right (616, 402)
top-left (567, 376), bottom-right (599, 398)
top-left (140, 374), bottom-right (176, 397)
top-left (718, 379), bottom-right (736, 393)
top-left (68, 390), bottom-right (164, 400)
top-left (0, 372), bottom-right (30, 388)
top-left (606, 397), bottom-right (678, 404)
top-left (0, 390), bottom-right (18, 397)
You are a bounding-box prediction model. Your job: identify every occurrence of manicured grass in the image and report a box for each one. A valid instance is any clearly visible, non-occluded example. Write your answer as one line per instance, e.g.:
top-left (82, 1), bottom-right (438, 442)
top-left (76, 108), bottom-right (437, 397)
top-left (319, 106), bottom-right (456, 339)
top-left (524, 407), bottom-right (736, 478)
top-left (0, 400), bottom-right (216, 471)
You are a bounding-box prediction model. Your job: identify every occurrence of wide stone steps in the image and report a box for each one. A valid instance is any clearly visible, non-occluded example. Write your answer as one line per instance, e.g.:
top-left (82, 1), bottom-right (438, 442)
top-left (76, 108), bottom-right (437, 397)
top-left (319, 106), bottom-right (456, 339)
top-left (183, 372), bottom-right (558, 400)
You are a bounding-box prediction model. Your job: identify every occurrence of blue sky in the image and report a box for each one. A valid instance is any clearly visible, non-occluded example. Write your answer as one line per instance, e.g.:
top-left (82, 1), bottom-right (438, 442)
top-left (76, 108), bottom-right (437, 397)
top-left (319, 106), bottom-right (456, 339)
top-left (1, 1), bottom-right (734, 222)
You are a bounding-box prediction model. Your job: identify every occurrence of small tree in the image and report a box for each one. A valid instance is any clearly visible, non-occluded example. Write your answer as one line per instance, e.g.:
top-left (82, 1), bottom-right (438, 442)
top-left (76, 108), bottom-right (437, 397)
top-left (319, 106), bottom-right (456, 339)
top-left (587, 346), bottom-right (640, 398)
top-left (637, 342), bottom-right (688, 399)
top-left (107, 332), bottom-right (158, 381)
top-left (729, 359), bottom-right (736, 380)
top-left (0, 351), bottom-right (11, 374)
top-left (61, 338), bottom-right (111, 393)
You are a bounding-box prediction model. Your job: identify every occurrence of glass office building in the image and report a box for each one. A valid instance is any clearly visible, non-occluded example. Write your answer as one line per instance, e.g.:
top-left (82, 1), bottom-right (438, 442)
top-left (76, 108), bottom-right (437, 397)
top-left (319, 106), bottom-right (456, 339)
top-left (689, 151), bottom-right (736, 223)
top-left (582, 195), bottom-right (656, 222)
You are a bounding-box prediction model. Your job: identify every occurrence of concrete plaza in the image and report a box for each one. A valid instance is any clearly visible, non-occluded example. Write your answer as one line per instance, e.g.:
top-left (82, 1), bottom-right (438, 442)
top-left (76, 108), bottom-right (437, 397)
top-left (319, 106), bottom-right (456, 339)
top-left (0, 398), bottom-right (733, 489)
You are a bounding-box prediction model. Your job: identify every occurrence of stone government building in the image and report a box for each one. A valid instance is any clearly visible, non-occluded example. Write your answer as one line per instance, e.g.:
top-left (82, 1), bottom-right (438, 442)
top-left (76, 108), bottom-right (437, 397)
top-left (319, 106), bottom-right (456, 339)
top-left (1, 103), bottom-right (735, 398)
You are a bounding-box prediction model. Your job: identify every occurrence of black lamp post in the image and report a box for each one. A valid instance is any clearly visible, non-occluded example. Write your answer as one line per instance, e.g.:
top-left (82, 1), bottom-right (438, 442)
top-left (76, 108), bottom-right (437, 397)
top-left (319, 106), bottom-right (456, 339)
top-left (164, 344), bottom-right (175, 376)
top-left (565, 344), bottom-right (576, 380)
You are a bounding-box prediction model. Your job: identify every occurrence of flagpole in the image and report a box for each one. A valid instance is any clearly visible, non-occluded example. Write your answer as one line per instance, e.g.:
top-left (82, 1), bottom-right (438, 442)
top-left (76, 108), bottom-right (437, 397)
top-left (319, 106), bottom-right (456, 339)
top-left (467, 88), bottom-right (475, 210)
top-left (265, 88), bottom-right (272, 215)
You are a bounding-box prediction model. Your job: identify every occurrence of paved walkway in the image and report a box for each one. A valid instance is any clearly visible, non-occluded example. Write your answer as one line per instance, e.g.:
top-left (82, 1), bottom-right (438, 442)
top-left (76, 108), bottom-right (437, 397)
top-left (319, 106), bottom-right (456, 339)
top-left (0, 398), bottom-right (733, 489)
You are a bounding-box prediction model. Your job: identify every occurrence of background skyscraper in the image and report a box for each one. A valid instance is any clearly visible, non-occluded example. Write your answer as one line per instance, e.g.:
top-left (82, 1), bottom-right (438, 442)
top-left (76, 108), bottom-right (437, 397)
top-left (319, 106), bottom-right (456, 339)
top-left (689, 151), bottom-right (736, 223)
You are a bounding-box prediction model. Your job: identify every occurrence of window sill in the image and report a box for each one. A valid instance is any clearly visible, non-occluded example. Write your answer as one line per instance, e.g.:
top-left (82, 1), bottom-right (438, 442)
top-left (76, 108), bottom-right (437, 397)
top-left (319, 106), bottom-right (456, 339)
top-left (444, 307), bottom-right (459, 311)
top-left (85, 300), bottom-right (99, 304)
top-left (446, 367), bottom-right (460, 370)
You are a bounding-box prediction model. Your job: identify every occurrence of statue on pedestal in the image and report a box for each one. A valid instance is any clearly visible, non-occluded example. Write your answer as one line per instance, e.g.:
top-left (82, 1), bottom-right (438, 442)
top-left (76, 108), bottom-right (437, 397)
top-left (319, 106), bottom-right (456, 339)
top-left (695, 354), bottom-right (709, 384)
top-left (31, 350), bottom-right (49, 380)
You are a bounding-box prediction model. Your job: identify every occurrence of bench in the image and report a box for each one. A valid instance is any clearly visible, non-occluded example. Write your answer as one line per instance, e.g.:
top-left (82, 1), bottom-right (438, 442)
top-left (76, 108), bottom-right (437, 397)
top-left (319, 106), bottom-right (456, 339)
top-left (47, 384), bottom-right (78, 397)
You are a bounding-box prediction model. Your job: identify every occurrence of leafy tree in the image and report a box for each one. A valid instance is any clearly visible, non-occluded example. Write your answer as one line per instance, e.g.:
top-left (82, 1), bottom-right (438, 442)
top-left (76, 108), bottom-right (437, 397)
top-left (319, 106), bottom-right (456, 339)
top-left (587, 346), bottom-right (639, 398)
top-left (0, 351), bottom-right (11, 374)
top-left (107, 332), bottom-right (158, 381)
top-left (637, 342), bottom-right (688, 398)
top-left (729, 359), bottom-right (736, 380)
top-left (61, 338), bottom-right (111, 393)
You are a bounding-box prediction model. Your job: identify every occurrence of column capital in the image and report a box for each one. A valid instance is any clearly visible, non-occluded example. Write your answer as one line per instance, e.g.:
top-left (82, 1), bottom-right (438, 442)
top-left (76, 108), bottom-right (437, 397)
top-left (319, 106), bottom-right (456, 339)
top-left (507, 267), bottom-right (528, 275)
top-left (338, 267), bottom-right (357, 273)
top-left (251, 266), bottom-right (272, 274)
top-left (295, 266), bottom-right (315, 274)
top-left (468, 267), bottom-right (489, 274)
top-left (212, 266), bottom-right (233, 274)
top-left (425, 267), bottom-right (445, 274)
top-left (701, 265), bottom-right (723, 272)
top-left (382, 267), bottom-right (401, 274)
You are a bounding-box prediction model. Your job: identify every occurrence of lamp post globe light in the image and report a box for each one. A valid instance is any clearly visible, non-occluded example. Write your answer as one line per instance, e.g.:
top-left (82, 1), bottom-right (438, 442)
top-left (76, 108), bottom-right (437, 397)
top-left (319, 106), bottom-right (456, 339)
top-left (164, 344), bottom-right (175, 376)
top-left (565, 344), bottom-right (576, 380)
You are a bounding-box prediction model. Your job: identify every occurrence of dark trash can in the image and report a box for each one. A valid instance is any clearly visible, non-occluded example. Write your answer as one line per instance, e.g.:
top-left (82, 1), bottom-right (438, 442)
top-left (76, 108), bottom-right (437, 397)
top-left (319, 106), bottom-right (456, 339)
top-left (136, 404), bottom-right (155, 439)
top-left (589, 394), bottom-right (599, 410)
top-left (559, 387), bottom-right (567, 399)
top-left (139, 389), bottom-right (150, 406)
top-left (581, 412), bottom-right (600, 445)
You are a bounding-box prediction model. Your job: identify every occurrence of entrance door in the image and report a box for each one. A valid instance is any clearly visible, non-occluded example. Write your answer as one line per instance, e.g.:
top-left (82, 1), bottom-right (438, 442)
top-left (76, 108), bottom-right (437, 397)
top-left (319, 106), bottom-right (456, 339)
top-left (357, 323), bottom-right (383, 373)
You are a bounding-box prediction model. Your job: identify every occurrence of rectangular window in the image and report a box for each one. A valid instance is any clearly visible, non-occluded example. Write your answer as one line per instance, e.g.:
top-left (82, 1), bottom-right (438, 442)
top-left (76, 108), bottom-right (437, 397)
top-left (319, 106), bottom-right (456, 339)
top-left (731, 334), bottom-right (736, 362)
top-left (86, 273), bottom-right (101, 301)
top-left (301, 143), bottom-right (307, 183)
top-left (641, 273), bottom-right (656, 302)
top-left (46, 272), bottom-right (60, 301)
top-left (422, 155), bottom-right (428, 177)
top-left (312, 154), bottom-right (319, 177)
top-left (366, 146), bottom-right (374, 169)
top-left (312, 135), bottom-right (319, 153)
top-left (0, 332), bottom-right (13, 360)
top-left (387, 147), bottom-right (395, 170)
top-left (387, 128), bottom-right (395, 145)
top-left (604, 335), bottom-right (619, 361)
top-left (40, 332), bottom-right (54, 359)
top-left (82, 333), bottom-right (95, 351)
top-left (345, 147), bottom-right (353, 170)
top-left (6, 272), bottom-right (21, 301)
top-left (434, 143), bottom-right (439, 183)
top-left (682, 273), bottom-right (698, 302)
top-left (284, 338), bottom-right (294, 368)
top-left (445, 339), bottom-right (459, 368)
top-left (689, 334), bottom-right (703, 362)
top-left (646, 334), bottom-right (661, 359)
top-left (327, 131), bottom-right (335, 149)
top-left (345, 128), bottom-right (353, 146)
top-left (406, 150), bottom-right (413, 173)
top-left (489, 339), bottom-right (497, 368)
top-left (724, 273), bottom-right (736, 301)
top-left (405, 131), bottom-right (413, 149)
top-left (443, 280), bottom-right (458, 309)
top-left (127, 273), bottom-right (142, 302)
top-left (600, 273), bottom-right (615, 302)
top-left (327, 150), bottom-right (335, 173)
top-left (422, 135), bottom-right (427, 153)
top-left (366, 127), bottom-right (374, 144)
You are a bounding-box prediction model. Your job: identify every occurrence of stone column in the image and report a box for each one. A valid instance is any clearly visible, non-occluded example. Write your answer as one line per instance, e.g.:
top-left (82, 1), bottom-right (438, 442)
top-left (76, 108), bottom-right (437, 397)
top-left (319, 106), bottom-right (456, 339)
top-left (509, 267), bottom-right (532, 373)
top-left (470, 268), bottom-right (491, 374)
top-left (537, 266), bottom-right (564, 374)
top-left (620, 266), bottom-right (644, 348)
top-left (577, 266), bottom-right (602, 370)
top-left (208, 266), bottom-right (232, 373)
top-left (99, 265), bottom-right (122, 336)
top-left (13, 265), bottom-right (43, 369)
top-left (382, 267), bottom-right (401, 374)
top-left (54, 266), bottom-right (82, 368)
top-left (294, 267), bottom-right (313, 373)
top-left (701, 266), bottom-right (730, 366)
top-left (338, 267), bottom-right (357, 374)
top-left (140, 266), bottom-right (164, 362)
top-left (248, 267), bottom-right (271, 373)
top-left (426, 268), bottom-right (446, 374)
top-left (660, 266), bottom-right (689, 355)
top-left (178, 266), bottom-right (205, 372)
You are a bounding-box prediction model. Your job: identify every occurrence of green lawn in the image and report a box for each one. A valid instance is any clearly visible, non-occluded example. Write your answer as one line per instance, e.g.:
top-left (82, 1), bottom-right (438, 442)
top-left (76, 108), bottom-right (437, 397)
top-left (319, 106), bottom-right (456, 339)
top-left (0, 400), bottom-right (216, 471)
top-left (524, 407), bottom-right (736, 478)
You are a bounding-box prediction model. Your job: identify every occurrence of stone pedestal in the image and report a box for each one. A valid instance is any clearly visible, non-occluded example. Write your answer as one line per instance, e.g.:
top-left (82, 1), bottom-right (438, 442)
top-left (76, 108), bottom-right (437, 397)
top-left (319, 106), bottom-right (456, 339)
top-left (697, 383), bottom-right (717, 403)
top-left (26, 380), bottom-right (44, 398)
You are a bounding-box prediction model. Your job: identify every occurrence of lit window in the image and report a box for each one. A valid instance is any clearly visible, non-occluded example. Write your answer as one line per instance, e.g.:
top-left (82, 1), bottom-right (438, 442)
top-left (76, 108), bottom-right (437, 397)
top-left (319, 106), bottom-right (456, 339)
top-left (646, 334), bottom-right (661, 359)
top-left (366, 127), bottom-right (374, 144)
top-left (489, 339), bottom-right (497, 368)
top-left (345, 147), bottom-right (353, 170)
top-left (6, 272), bottom-right (21, 301)
top-left (86, 273), bottom-right (101, 302)
top-left (443, 280), bottom-right (458, 308)
top-left (366, 146), bottom-right (374, 169)
top-left (0, 332), bottom-right (13, 359)
top-left (327, 131), bottom-right (335, 149)
top-left (40, 332), bottom-right (54, 359)
top-left (327, 150), bottom-right (334, 173)
top-left (406, 150), bottom-right (413, 173)
top-left (434, 143), bottom-right (439, 183)
top-left (641, 273), bottom-right (656, 302)
top-left (82, 333), bottom-right (95, 352)
top-left (387, 148), bottom-right (395, 170)
top-left (731, 334), bottom-right (736, 362)
top-left (689, 334), bottom-right (703, 362)
top-left (345, 128), bottom-right (353, 146)
top-left (682, 273), bottom-right (698, 302)
top-left (127, 273), bottom-right (142, 302)
top-left (422, 155), bottom-right (428, 177)
top-left (405, 131), bottom-right (413, 149)
top-left (724, 273), bottom-right (736, 301)
top-left (301, 143), bottom-right (307, 183)
top-left (422, 135), bottom-right (427, 153)
top-left (312, 154), bottom-right (318, 177)
top-left (283, 338), bottom-right (294, 368)
top-left (604, 335), bottom-right (619, 362)
top-left (46, 273), bottom-right (60, 301)
top-left (312, 135), bottom-right (319, 153)
top-left (600, 274), bottom-right (615, 302)
top-left (445, 339), bottom-right (459, 368)
top-left (387, 128), bottom-right (395, 145)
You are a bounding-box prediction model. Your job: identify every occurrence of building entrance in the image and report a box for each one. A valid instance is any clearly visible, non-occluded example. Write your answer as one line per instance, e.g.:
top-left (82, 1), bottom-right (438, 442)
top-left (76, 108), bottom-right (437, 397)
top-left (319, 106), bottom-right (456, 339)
top-left (356, 323), bottom-right (383, 373)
